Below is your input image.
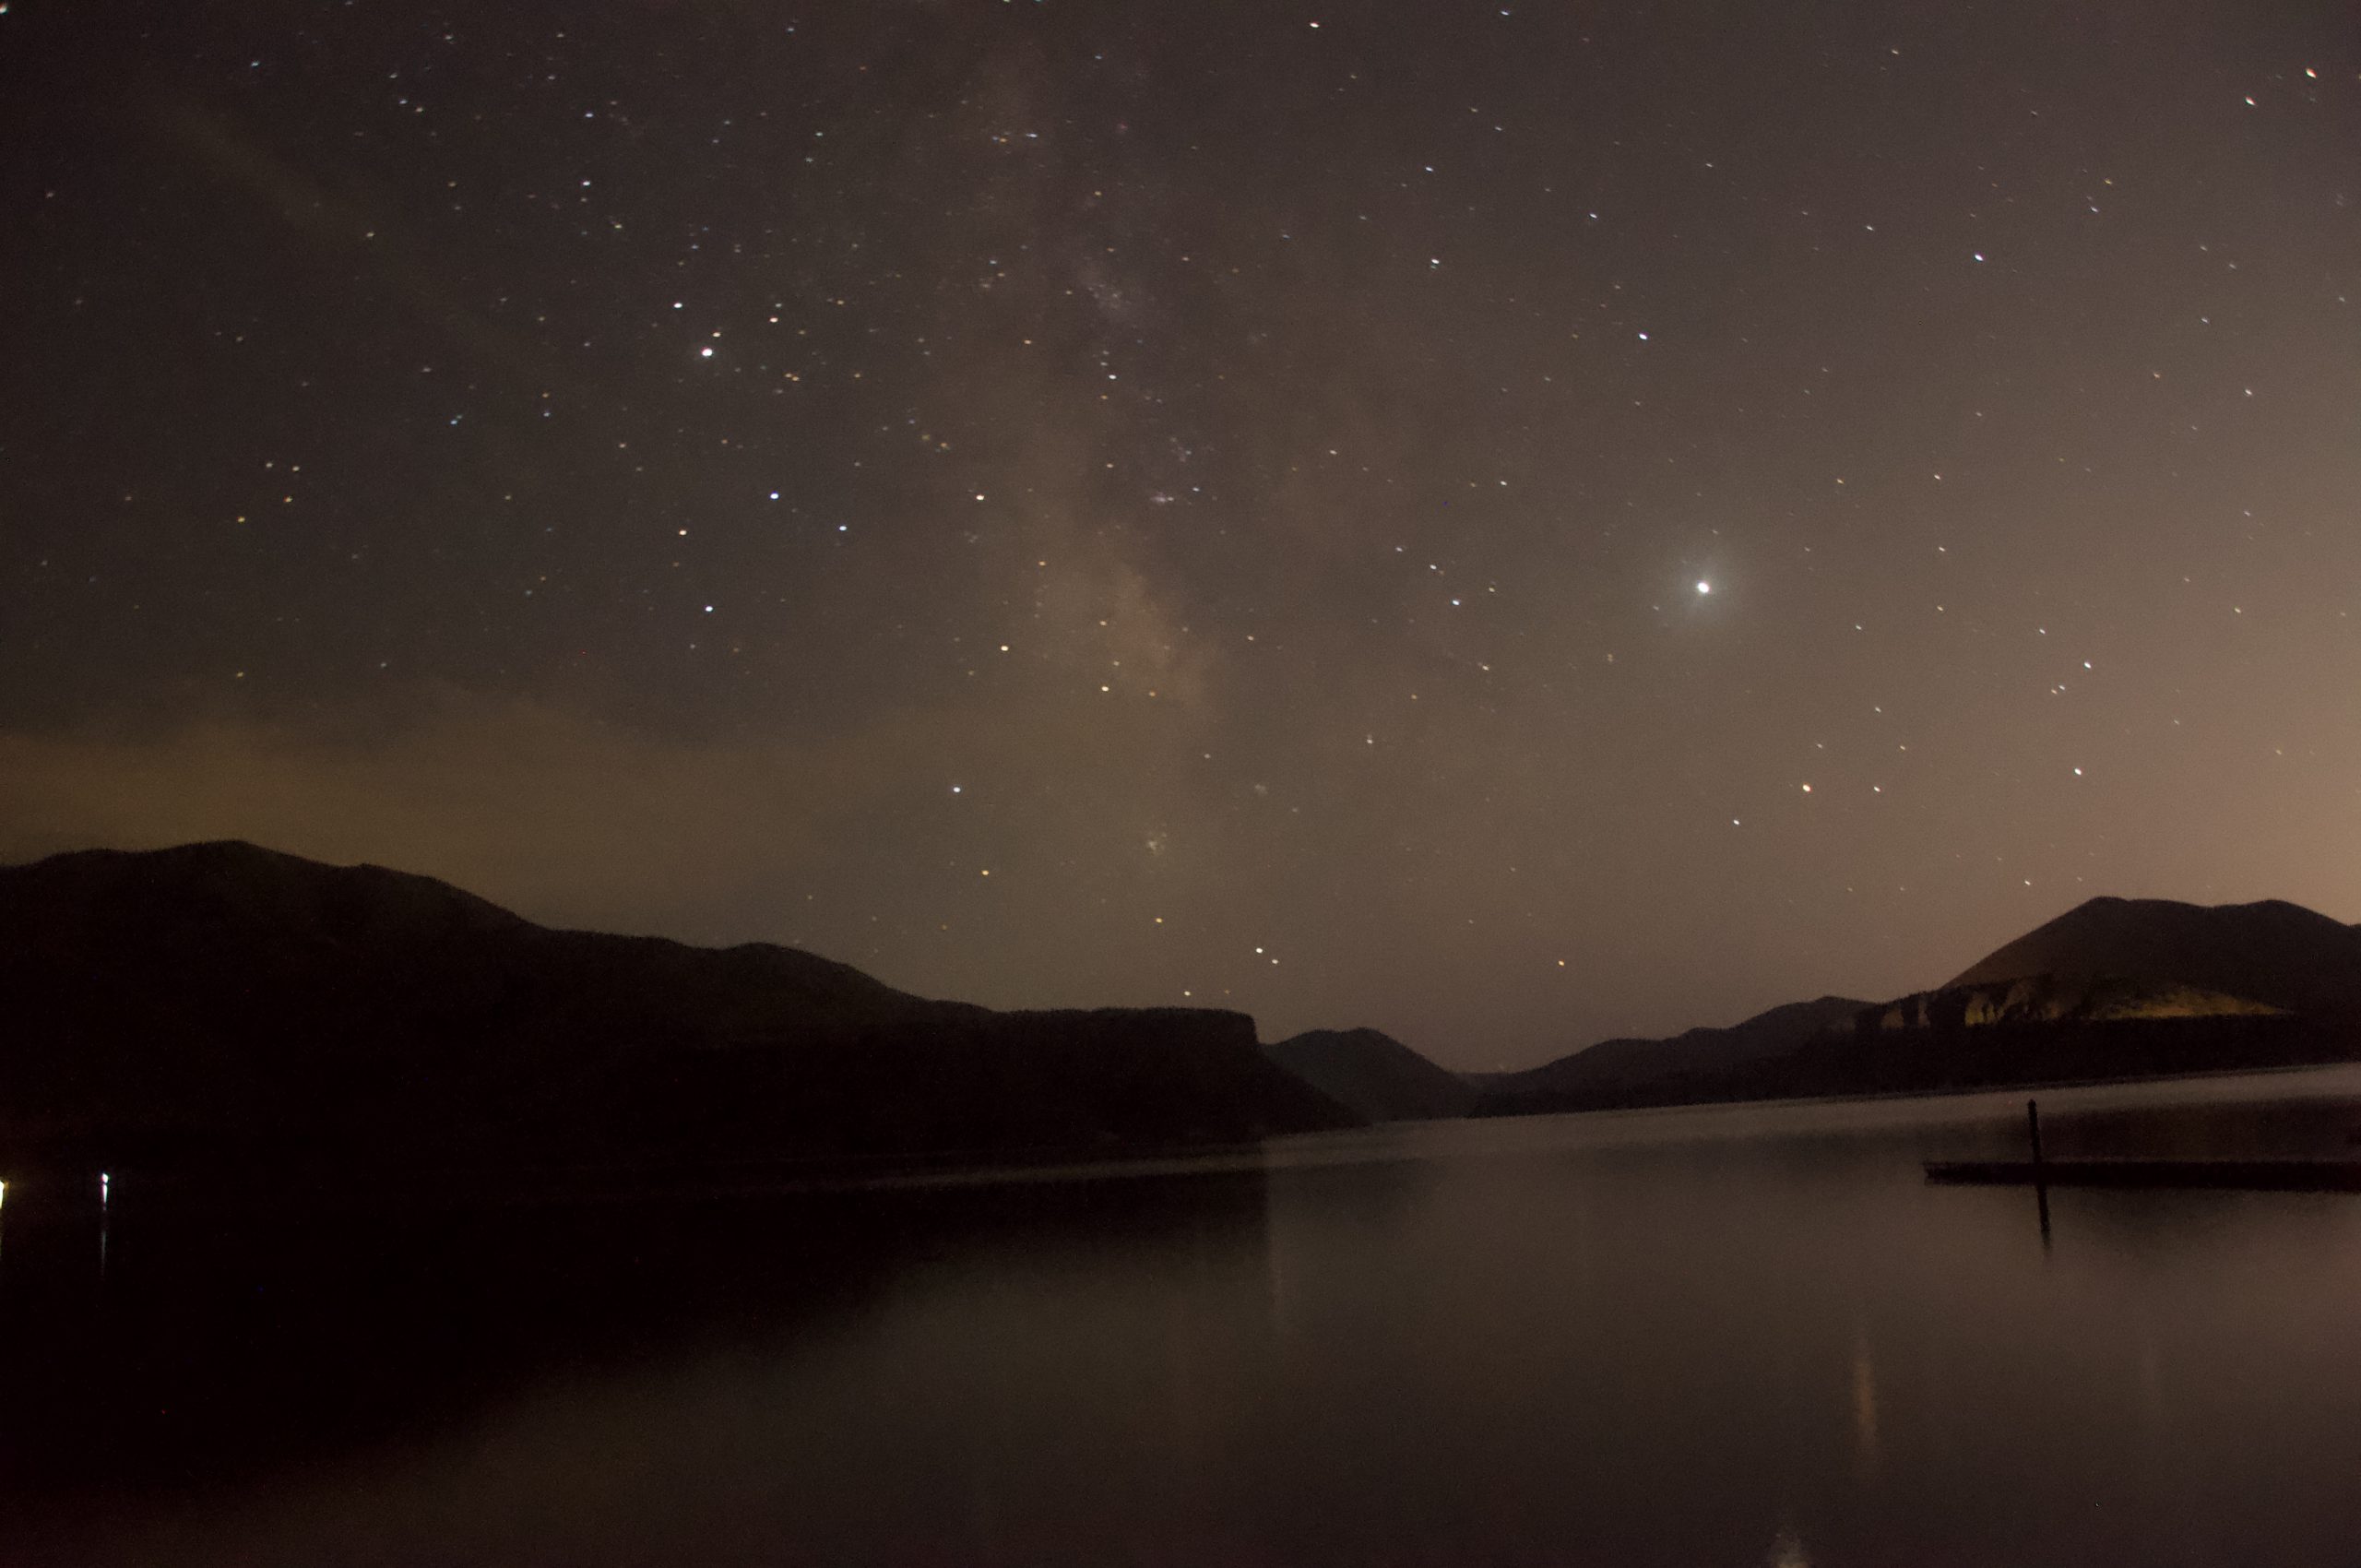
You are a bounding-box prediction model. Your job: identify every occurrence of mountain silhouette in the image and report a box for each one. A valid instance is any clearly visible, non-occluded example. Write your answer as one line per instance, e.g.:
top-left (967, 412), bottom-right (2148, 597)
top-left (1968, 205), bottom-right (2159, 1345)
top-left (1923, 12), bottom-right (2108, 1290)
top-left (1472, 996), bottom-right (1869, 1114)
top-left (1477, 897), bottom-right (2361, 1117)
top-left (0, 841), bottom-right (1357, 1170)
top-left (1264, 1028), bottom-right (1474, 1121)
top-left (1944, 896), bottom-right (2361, 1017)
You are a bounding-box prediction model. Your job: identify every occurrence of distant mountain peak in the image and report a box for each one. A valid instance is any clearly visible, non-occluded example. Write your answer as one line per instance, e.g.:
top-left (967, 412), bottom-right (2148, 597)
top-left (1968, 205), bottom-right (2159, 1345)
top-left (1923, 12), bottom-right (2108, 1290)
top-left (1264, 1028), bottom-right (1472, 1122)
top-left (1944, 894), bottom-right (2361, 1022)
top-left (2054, 892), bottom-right (2321, 923)
top-left (1467, 894), bottom-right (2361, 1123)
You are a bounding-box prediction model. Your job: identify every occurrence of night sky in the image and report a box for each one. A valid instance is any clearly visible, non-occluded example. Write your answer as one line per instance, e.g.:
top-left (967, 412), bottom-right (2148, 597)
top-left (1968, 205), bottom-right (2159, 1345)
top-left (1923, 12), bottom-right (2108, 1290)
top-left (4, 1), bottom-right (2357, 1068)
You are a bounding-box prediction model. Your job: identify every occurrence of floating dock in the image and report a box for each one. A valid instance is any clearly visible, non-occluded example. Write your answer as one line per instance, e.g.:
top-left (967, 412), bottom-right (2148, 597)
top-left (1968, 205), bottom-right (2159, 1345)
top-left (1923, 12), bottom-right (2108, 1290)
top-left (1925, 1158), bottom-right (2361, 1193)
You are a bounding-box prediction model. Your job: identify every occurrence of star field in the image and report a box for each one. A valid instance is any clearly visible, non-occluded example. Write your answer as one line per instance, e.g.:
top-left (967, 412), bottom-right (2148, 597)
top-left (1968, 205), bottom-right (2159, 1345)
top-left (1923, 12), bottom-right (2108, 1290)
top-left (3, 0), bottom-right (2358, 1066)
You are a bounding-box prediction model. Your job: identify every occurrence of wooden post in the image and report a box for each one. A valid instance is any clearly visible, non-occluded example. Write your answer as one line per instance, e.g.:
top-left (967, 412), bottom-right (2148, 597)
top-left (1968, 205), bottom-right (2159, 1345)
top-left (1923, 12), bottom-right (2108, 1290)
top-left (2027, 1099), bottom-right (2051, 1242)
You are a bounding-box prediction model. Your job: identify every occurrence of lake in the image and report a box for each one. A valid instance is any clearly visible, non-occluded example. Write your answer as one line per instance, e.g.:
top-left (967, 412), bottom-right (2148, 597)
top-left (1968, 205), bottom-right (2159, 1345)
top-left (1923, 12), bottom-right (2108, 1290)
top-left (6, 1066), bottom-right (2361, 1565)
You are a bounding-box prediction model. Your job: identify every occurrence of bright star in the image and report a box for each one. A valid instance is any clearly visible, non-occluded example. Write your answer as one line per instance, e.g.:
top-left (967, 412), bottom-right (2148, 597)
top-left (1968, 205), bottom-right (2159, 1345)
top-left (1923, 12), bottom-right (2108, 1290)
top-left (1695, 580), bottom-right (1711, 595)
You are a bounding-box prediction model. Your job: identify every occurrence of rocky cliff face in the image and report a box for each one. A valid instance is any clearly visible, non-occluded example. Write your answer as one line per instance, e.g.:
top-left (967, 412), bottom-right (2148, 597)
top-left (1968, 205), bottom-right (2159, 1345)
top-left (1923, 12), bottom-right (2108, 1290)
top-left (1861, 974), bottom-right (2284, 1033)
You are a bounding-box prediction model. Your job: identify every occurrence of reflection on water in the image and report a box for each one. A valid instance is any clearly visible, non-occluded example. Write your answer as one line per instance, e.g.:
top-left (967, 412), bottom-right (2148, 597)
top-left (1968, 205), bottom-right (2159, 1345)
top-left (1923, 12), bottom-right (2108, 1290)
top-left (1849, 1328), bottom-right (1878, 1481)
top-left (4, 1067), bottom-right (2361, 1565)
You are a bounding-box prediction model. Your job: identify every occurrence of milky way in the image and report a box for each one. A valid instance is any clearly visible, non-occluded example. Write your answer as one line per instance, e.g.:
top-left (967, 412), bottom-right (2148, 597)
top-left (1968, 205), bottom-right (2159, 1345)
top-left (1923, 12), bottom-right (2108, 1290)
top-left (4, 1), bottom-right (2357, 1066)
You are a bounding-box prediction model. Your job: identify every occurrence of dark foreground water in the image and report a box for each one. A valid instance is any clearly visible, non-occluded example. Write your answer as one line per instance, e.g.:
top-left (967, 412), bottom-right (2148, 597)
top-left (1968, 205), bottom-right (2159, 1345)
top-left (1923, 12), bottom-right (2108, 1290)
top-left (6, 1068), bottom-right (2361, 1566)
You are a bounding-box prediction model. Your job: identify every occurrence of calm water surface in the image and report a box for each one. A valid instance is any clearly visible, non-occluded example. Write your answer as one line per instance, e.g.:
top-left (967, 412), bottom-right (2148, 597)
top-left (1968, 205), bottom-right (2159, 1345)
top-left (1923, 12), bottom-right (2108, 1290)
top-left (8, 1067), bottom-right (2361, 1565)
